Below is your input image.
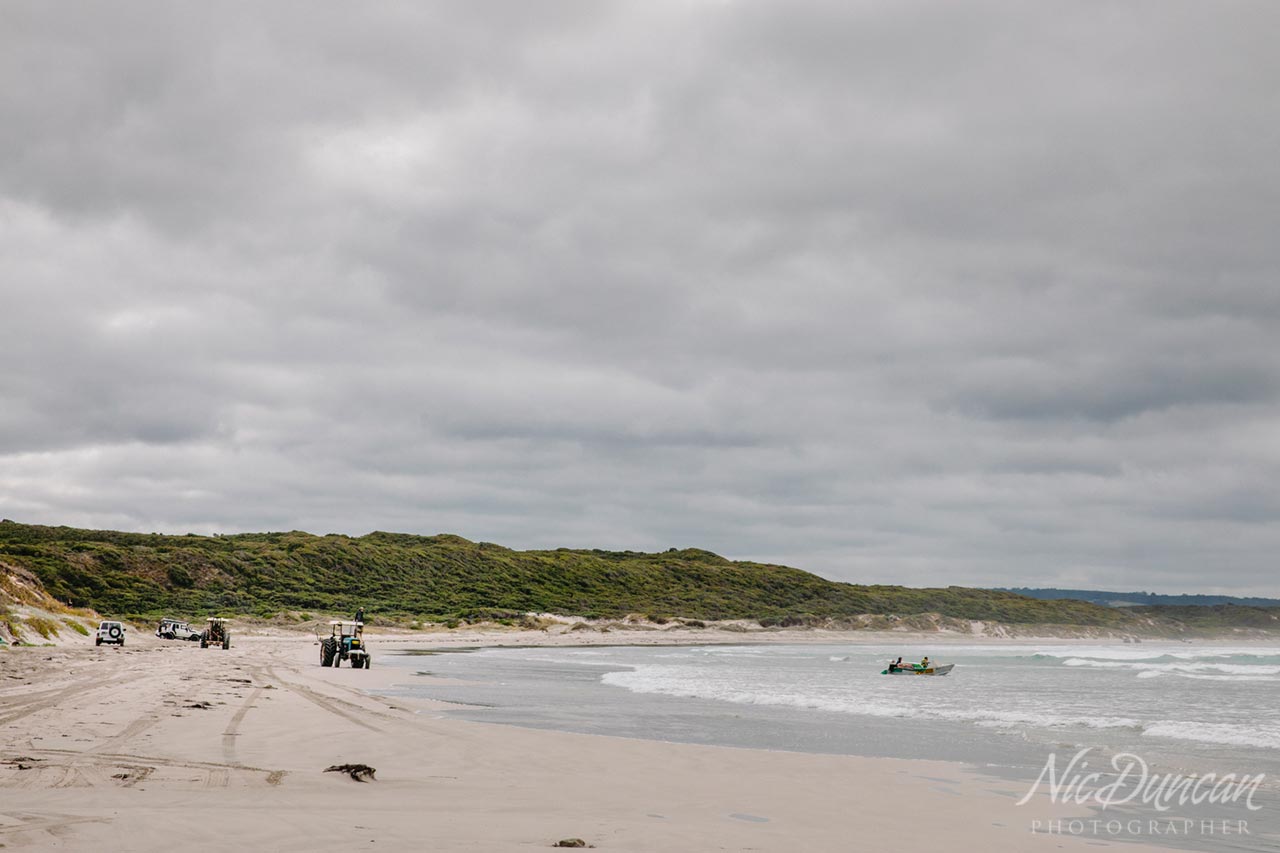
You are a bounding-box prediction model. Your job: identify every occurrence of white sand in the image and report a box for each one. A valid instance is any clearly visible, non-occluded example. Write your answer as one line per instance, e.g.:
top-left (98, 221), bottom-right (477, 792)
top-left (0, 629), bottom-right (1183, 852)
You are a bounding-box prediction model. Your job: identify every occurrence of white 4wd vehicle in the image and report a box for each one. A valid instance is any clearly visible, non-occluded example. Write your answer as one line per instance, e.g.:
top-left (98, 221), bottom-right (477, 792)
top-left (95, 621), bottom-right (126, 646)
top-left (156, 618), bottom-right (201, 641)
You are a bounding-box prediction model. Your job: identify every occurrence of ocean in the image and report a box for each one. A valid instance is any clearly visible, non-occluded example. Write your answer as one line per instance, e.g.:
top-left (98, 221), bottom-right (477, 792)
top-left (379, 641), bottom-right (1280, 850)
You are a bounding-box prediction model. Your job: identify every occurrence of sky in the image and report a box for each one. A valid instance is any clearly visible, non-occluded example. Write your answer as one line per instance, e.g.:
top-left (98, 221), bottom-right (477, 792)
top-left (2, 2), bottom-right (1278, 594)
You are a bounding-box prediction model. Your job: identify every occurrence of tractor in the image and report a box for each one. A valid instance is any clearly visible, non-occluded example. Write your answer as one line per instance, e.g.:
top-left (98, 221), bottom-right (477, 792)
top-left (321, 621), bottom-right (370, 668)
top-left (200, 617), bottom-right (231, 649)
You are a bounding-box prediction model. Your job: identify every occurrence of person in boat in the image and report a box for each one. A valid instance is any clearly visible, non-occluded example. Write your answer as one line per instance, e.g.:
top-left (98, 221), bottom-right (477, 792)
top-left (887, 656), bottom-right (904, 673)
top-left (919, 656), bottom-right (930, 670)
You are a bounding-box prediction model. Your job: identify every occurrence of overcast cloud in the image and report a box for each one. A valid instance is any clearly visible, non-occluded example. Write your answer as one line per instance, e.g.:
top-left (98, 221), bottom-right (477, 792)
top-left (3, 1), bottom-right (1279, 593)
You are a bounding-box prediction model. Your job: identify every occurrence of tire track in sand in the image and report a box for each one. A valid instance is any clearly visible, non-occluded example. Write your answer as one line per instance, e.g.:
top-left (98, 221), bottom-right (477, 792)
top-left (0, 672), bottom-right (132, 728)
top-left (263, 666), bottom-right (384, 732)
top-left (221, 686), bottom-right (265, 766)
top-left (87, 714), bottom-right (162, 755)
top-left (0, 812), bottom-right (111, 837)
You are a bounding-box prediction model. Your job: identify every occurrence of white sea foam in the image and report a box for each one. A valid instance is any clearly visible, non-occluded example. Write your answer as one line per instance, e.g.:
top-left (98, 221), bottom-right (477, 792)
top-left (1061, 658), bottom-right (1280, 677)
top-left (1030, 646), bottom-right (1280, 663)
top-left (1143, 720), bottom-right (1280, 750)
top-left (601, 666), bottom-right (1145, 732)
top-left (595, 644), bottom-right (1280, 751)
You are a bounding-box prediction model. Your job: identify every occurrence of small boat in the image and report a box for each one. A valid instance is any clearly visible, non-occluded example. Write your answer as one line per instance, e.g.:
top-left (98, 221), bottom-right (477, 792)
top-left (880, 663), bottom-right (954, 676)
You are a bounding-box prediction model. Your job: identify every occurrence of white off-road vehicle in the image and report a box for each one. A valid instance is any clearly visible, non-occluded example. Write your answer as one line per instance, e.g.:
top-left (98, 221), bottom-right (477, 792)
top-left (156, 618), bottom-right (201, 641)
top-left (95, 621), bottom-right (126, 646)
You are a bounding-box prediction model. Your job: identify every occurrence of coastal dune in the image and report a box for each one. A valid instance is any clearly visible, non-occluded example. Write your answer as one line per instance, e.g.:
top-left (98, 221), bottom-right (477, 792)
top-left (0, 632), bottom-right (1180, 852)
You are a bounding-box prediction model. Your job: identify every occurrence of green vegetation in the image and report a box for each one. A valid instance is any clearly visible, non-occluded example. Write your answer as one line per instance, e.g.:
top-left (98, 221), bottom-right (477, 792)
top-left (1131, 604), bottom-right (1280, 631)
top-left (21, 615), bottom-right (60, 639)
top-left (0, 521), bottom-right (1275, 634)
top-left (998, 588), bottom-right (1280, 608)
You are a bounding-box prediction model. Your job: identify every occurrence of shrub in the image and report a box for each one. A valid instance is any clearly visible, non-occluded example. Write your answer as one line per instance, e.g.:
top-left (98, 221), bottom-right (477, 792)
top-left (25, 616), bottom-right (60, 639)
top-left (167, 565), bottom-right (194, 588)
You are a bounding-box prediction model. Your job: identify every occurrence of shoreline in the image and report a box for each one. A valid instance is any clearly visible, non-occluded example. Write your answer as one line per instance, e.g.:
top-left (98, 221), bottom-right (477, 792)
top-left (0, 631), bottom-right (1195, 851)
top-left (371, 633), bottom-right (1280, 784)
top-left (278, 623), bottom-right (1263, 649)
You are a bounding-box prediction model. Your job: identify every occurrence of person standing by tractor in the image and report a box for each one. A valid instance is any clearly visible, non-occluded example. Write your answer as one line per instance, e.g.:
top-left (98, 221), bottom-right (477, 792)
top-left (355, 606), bottom-right (365, 624)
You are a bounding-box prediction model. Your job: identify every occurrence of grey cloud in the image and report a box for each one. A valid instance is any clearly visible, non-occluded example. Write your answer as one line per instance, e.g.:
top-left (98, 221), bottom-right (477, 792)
top-left (940, 360), bottom-right (1279, 423)
top-left (2, 1), bottom-right (1279, 594)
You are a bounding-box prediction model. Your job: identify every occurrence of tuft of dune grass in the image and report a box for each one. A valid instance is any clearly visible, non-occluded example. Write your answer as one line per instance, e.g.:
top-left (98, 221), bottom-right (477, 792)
top-left (25, 616), bottom-right (61, 639)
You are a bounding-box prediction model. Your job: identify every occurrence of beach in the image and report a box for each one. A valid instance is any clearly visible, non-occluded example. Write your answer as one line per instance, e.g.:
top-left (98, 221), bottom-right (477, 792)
top-left (0, 628), bottom-right (1207, 852)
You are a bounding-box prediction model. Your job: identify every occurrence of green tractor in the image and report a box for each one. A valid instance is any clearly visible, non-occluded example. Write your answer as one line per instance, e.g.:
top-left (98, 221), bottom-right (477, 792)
top-left (321, 621), bottom-right (370, 669)
top-left (200, 617), bottom-right (231, 649)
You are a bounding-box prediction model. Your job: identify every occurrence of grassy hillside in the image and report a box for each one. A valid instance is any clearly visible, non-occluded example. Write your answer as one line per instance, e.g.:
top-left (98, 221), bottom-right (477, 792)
top-left (1130, 604), bottom-right (1280, 631)
top-left (997, 587), bottom-right (1280, 608)
top-left (0, 521), bottom-right (1273, 634)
